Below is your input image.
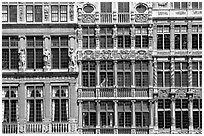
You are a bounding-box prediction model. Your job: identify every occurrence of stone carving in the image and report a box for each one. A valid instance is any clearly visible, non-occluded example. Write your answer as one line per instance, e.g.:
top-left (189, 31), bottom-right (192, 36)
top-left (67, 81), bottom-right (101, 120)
top-left (158, 89), bottom-right (170, 98)
top-left (43, 48), bottom-right (51, 71)
top-left (170, 58), bottom-right (175, 87)
top-left (135, 14), bottom-right (148, 22)
top-left (175, 89), bottom-right (187, 98)
top-left (153, 59), bottom-right (157, 87)
top-left (80, 49), bottom-right (152, 61)
top-left (158, 2), bottom-right (168, 7)
top-left (82, 14), bottom-right (95, 23)
top-left (19, 5), bottom-right (24, 22)
top-left (69, 5), bottom-right (74, 21)
top-left (69, 47), bottom-right (78, 72)
top-left (192, 89), bottom-right (202, 98)
top-left (188, 58), bottom-right (192, 86)
top-left (18, 48), bottom-right (26, 71)
top-left (19, 125), bottom-right (25, 133)
top-left (43, 124), bottom-right (49, 133)
top-left (44, 5), bottom-right (49, 21)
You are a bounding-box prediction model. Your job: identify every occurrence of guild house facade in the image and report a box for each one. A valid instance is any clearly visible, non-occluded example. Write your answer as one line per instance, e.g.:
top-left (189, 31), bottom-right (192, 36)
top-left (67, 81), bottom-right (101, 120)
top-left (2, 2), bottom-right (202, 134)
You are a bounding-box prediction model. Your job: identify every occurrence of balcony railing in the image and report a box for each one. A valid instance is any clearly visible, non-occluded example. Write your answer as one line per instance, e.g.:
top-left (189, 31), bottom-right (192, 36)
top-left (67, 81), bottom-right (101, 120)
top-left (81, 88), bottom-right (96, 97)
top-left (82, 129), bottom-right (96, 134)
top-left (100, 13), bottom-right (112, 23)
top-left (78, 88), bottom-right (150, 98)
top-left (51, 123), bottom-right (69, 133)
top-left (99, 88), bottom-right (114, 97)
top-left (26, 123), bottom-right (43, 133)
top-left (118, 13), bottom-right (130, 23)
top-left (135, 128), bottom-right (149, 134)
top-left (117, 88), bottom-right (131, 97)
top-left (100, 128), bottom-right (114, 134)
top-left (118, 128), bottom-right (131, 134)
top-left (2, 123), bottom-right (18, 134)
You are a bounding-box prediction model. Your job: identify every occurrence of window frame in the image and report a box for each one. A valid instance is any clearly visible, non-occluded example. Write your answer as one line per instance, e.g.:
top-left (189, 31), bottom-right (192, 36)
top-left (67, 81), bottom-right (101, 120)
top-left (174, 25), bottom-right (188, 50)
top-left (100, 61), bottom-right (114, 87)
top-left (117, 27), bottom-right (131, 49)
top-left (82, 101), bottom-right (96, 127)
top-left (100, 101), bottom-right (114, 128)
top-left (157, 25), bottom-right (170, 50)
top-left (82, 26), bottom-right (96, 49)
top-left (2, 5), bottom-right (8, 22)
top-left (135, 61), bottom-right (149, 87)
top-left (117, 61), bottom-right (131, 87)
top-left (174, 61), bottom-right (188, 87)
top-left (100, 27), bottom-right (113, 49)
top-left (192, 25), bottom-right (202, 50)
top-left (157, 61), bottom-right (171, 87)
top-left (135, 101), bottom-right (149, 128)
top-left (118, 101), bottom-right (132, 128)
top-left (135, 26), bottom-right (149, 48)
top-left (82, 61), bottom-right (96, 87)
top-left (51, 35), bottom-right (69, 69)
top-left (158, 99), bottom-right (171, 128)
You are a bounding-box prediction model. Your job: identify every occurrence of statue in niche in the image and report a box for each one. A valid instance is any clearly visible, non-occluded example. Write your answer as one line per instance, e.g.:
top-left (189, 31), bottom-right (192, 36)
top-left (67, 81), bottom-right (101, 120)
top-left (69, 47), bottom-right (78, 72)
top-left (18, 48), bottom-right (26, 71)
top-left (43, 48), bottom-right (51, 70)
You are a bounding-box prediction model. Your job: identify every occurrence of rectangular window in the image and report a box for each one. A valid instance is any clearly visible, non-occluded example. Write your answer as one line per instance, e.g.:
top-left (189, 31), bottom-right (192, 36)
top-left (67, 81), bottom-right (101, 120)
top-left (60, 5), bottom-right (67, 22)
top-left (51, 36), bottom-right (69, 69)
top-left (135, 61), bottom-right (149, 87)
top-left (2, 86), bottom-right (18, 123)
top-left (100, 61), bottom-right (114, 87)
top-left (117, 61), bottom-right (131, 87)
top-left (192, 62), bottom-right (202, 87)
top-left (175, 62), bottom-right (188, 87)
top-left (192, 25), bottom-right (202, 50)
top-left (51, 6), bottom-right (59, 22)
top-left (82, 61), bottom-right (96, 87)
top-left (35, 5), bottom-right (42, 22)
top-left (117, 28), bottom-right (131, 48)
top-left (118, 101), bottom-right (131, 127)
top-left (157, 26), bottom-right (170, 50)
top-left (118, 2), bottom-right (129, 13)
top-left (27, 85), bottom-right (43, 122)
top-left (26, 36), bottom-right (43, 69)
top-left (83, 27), bottom-right (96, 49)
top-left (135, 101), bottom-right (149, 127)
top-left (82, 101), bottom-right (96, 127)
top-left (2, 5), bottom-right (8, 22)
top-left (9, 5), bottom-right (17, 22)
top-left (101, 2), bottom-right (112, 13)
top-left (26, 6), bottom-right (33, 22)
top-left (135, 27), bottom-right (148, 48)
top-left (52, 85), bottom-right (69, 122)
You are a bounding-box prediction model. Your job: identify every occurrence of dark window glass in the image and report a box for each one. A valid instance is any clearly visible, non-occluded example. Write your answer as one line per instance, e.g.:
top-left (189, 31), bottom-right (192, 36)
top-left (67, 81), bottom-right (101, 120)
top-left (9, 5), bottom-right (17, 22)
top-left (35, 5), bottom-right (42, 22)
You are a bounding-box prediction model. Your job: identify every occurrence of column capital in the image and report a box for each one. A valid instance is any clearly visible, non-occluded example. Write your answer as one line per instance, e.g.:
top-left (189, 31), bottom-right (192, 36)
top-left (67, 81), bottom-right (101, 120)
top-left (18, 35), bottom-right (26, 39)
top-left (69, 35), bottom-right (76, 39)
top-left (131, 100), bottom-right (136, 103)
top-left (43, 35), bottom-right (51, 39)
top-left (77, 100), bottom-right (83, 103)
top-left (95, 100), bottom-right (100, 103)
top-left (131, 60), bottom-right (135, 63)
top-left (113, 100), bottom-right (118, 103)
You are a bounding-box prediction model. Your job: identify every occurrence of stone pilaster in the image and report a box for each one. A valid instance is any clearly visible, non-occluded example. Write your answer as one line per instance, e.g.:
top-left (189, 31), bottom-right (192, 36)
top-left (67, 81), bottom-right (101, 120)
top-left (43, 82), bottom-right (51, 133)
top-left (43, 35), bottom-right (51, 71)
top-left (170, 93), bottom-right (176, 134)
top-left (153, 58), bottom-right (157, 89)
top-left (78, 61), bottom-right (82, 87)
top-left (18, 82), bottom-right (26, 133)
top-left (130, 25), bottom-right (135, 49)
top-left (187, 93), bottom-right (194, 133)
top-left (114, 60), bottom-right (118, 97)
top-left (114, 100), bottom-right (118, 134)
top-left (170, 21), bottom-right (175, 51)
top-left (131, 100), bottom-right (136, 134)
top-left (149, 100), bottom-right (154, 134)
top-left (153, 94), bottom-right (158, 133)
top-left (96, 100), bottom-right (100, 134)
top-left (77, 25), bottom-right (83, 49)
top-left (148, 24), bottom-right (153, 50)
top-left (69, 82), bottom-right (78, 121)
top-left (152, 21), bottom-right (157, 51)
top-left (113, 25), bottom-right (118, 49)
top-left (96, 61), bottom-right (100, 97)
top-left (187, 21), bottom-right (192, 50)
top-left (131, 60), bottom-right (135, 97)
top-left (95, 25), bottom-right (100, 50)
top-left (78, 100), bottom-right (83, 134)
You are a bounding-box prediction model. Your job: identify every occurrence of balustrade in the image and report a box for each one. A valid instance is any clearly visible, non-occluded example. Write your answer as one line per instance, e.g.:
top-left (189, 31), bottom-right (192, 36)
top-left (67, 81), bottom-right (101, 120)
top-left (135, 128), bottom-right (149, 134)
top-left (81, 88), bottom-right (96, 97)
top-left (51, 123), bottom-right (69, 133)
top-left (118, 13), bottom-right (130, 23)
top-left (26, 123), bottom-right (43, 133)
top-left (2, 123), bottom-right (18, 134)
top-left (82, 129), bottom-right (96, 134)
top-left (118, 128), bottom-right (131, 134)
top-left (99, 88), bottom-right (114, 97)
top-left (135, 88), bottom-right (149, 97)
top-left (100, 128), bottom-right (114, 134)
top-left (100, 13), bottom-right (112, 23)
top-left (117, 88), bottom-right (131, 97)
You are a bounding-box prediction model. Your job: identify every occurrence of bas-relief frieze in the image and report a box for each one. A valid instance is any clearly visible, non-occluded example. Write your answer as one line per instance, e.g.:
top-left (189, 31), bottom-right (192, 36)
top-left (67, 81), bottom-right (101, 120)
top-left (175, 89), bottom-right (188, 98)
top-left (79, 49), bottom-right (152, 60)
top-left (192, 88), bottom-right (202, 98)
top-left (82, 14), bottom-right (95, 23)
top-left (158, 89), bottom-right (170, 98)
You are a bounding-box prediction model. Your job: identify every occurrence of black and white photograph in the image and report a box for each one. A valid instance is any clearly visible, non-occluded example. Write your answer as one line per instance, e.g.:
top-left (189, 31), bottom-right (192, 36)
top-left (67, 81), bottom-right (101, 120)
top-left (1, 1), bottom-right (202, 134)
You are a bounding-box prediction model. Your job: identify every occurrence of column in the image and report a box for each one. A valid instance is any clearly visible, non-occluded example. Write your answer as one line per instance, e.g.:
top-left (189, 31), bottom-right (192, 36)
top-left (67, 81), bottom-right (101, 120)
top-left (131, 60), bottom-right (135, 97)
top-left (43, 82), bottom-right (51, 133)
top-left (149, 60), bottom-right (153, 97)
top-left (148, 24), bottom-right (153, 50)
top-left (130, 25), bottom-right (135, 49)
top-left (153, 58), bottom-right (157, 93)
top-left (154, 96), bottom-right (158, 133)
top-left (170, 21), bottom-right (175, 51)
top-left (114, 100), bottom-right (118, 134)
top-left (187, 21), bottom-right (192, 51)
top-left (18, 35), bottom-right (26, 72)
top-left (78, 61), bottom-right (82, 87)
top-left (113, 25), bottom-right (118, 49)
top-left (170, 95), bottom-right (176, 133)
top-left (152, 21), bottom-right (157, 51)
top-left (95, 25), bottom-right (100, 50)
top-left (77, 25), bottom-right (83, 49)
top-left (170, 57), bottom-right (175, 88)
top-left (114, 60), bottom-right (118, 97)
top-left (69, 82), bottom-right (78, 133)
top-left (18, 81), bottom-right (26, 133)
top-left (96, 61), bottom-right (100, 97)
top-left (96, 100), bottom-right (100, 134)
top-left (78, 100), bottom-right (83, 134)
top-left (43, 35), bottom-right (51, 71)
top-left (188, 94), bottom-right (194, 133)
top-left (188, 57), bottom-right (193, 89)
top-left (131, 100), bottom-right (136, 134)
top-left (149, 100), bottom-right (154, 134)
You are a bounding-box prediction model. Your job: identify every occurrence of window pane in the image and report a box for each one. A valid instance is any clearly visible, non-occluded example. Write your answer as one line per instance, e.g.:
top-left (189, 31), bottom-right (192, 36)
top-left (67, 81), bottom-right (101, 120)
top-left (27, 49), bottom-right (34, 69)
top-left (118, 112), bottom-right (124, 126)
top-left (61, 48), bottom-right (68, 68)
top-left (36, 49), bottom-right (43, 69)
top-left (35, 5), bottom-right (42, 22)
top-left (165, 72), bottom-right (170, 87)
top-left (157, 35), bottom-right (163, 49)
top-left (192, 34), bottom-right (198, 49)
top-left (182, 71), bottom-right (188, 87)
top-left (83, 37), bottom-right (88, 48)
top-left (192, 72), bottom-right (198, 87)
top-left (175, 111), bottom-right (181, 128)
top-left (158, 111), bottom-right (164, 128)
top-left (135, 72), bottom-right (141, 86)
top-left (61, 100), bottom-right (67, 121)
top-left (135, 36), bottom-right (141, 48)
top-left (182, 111), bottom-right (189, 128)
top-left (100, 36), bottom-right (106, 48)
top-left (165, 111), bottom-right (171, 128)
top-left (142, 36), bottom-right (148, 48)
top-left (2, 49), bottom-right (9, 69)
top-left (136, 112), bottom-right (141, 127)
top-left (143, 112), bottom-right (149, 127)
top-left (9, 5), bottom-right (17, 22)
top-left (157, 72), bottom-right (163, 87)
top-left (164, 34), bottom-right (170, 49)
top-left (142, 72), bottom-right (148, 86)
top-left (10, 49), bottom-right (18, 69)
top-left (175, 72), bottom-right (181, 87)
top-left (101, 2), bottom-right (112, 13)
top-left (10, 100), bottom-right (17, 122)
top-left (51, 49), bottom-right (59, 69)
top-left (26, 6), bottom-right (33, 22)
